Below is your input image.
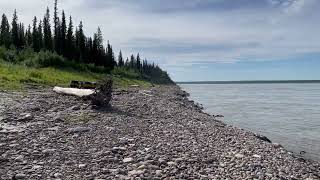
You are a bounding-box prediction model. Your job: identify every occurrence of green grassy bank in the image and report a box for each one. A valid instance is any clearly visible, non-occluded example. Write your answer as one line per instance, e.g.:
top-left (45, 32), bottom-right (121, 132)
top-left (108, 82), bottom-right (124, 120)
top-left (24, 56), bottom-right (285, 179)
top-left (0, 60), bottom-right (152, 91)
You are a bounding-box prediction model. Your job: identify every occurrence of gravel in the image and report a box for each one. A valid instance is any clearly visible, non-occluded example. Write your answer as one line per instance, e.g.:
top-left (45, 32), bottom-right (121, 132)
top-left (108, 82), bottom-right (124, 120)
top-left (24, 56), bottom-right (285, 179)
top-left (0, 86), bottom-right (319, 179)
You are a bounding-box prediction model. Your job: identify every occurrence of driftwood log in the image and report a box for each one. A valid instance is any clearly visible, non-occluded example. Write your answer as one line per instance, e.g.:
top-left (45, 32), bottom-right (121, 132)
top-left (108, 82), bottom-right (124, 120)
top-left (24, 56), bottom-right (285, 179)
top-left (89, 78), bottom-right (113, 107)
top-left (70, 81), bottom-right (97, 89)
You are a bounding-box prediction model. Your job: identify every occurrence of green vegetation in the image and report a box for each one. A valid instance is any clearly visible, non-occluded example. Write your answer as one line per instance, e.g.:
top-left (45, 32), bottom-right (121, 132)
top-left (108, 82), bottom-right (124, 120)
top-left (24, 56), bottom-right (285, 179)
top-left (0, 59), bottom-right (152, 91)
top-left (0, 0), bottom-right (173, 91)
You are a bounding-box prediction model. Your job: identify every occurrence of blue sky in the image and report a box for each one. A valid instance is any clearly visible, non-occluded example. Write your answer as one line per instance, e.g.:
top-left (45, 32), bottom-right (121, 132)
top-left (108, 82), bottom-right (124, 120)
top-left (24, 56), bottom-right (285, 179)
top-left (0, 0), bottom-right (319, 81)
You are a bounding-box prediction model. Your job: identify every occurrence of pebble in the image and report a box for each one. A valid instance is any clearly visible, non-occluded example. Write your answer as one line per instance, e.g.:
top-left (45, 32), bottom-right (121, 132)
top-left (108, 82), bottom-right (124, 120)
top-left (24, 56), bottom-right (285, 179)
top-left (137, 164), bottom-right (146, 169)
top-left (15, 155), bottom-right (24, 162)
top-left (155, 170), bottom-right (162, 175)
top-left (66, 127), bottom-right (91, 134)
top-left (54, 173), bottom-right (63, 178)
top-left (123, 158), bottom-right (134, 163)
top-left (78, 164), bottom-right (87, 168)
top-left (167, 161), bottom-right (177, 166)
top-left (1, 86), bottom-right (319, 179)
top-left (235, 154), bottom-right (244, 158)
top-left (14, 173), bottom-right (26, 179)
top-left (253, 154), bottom-right (261, 158)
top-left (17, 113), bottom-right (34, 122)
top-left (128, 170), bottom-right (144, 176)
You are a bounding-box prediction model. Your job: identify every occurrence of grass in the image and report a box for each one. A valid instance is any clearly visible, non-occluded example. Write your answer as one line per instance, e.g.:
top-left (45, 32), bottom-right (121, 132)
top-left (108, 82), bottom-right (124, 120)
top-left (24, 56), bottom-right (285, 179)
top-left (0, 60), bottom-right (152, 91)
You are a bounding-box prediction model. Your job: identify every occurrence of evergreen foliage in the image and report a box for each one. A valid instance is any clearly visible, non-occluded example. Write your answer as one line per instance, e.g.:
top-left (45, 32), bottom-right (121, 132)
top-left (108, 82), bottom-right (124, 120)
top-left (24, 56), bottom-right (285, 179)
top-left (0, 0), bottom-right (173, 84)
top-left (0, 14), bottom-right (11, 48)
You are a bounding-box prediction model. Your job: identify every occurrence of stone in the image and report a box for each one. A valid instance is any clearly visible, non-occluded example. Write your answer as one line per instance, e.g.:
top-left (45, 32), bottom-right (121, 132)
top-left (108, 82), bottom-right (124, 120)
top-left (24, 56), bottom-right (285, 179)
top-left (167, 161), bottom-right (177, 166)
top-left (235, 154), bottom-right (244, 158)
top-left (265, 173), bottom-right (273, 177)
top-left (137, 165), bottom-right (146, 170)
top-left (14, 173), bottom-right (26, 179)
top-left (15, 155), bottom-right (24, 162)
top-left (128, 170), bottom-right (144, 176)
top-left (42, 148), bottom-right (56, 155)
top-left (158, 158), bottom-right (166, 165)
top-left (70, 105), bottom-right (81, 111)
top-left (272, 143), bottom-right (282, 149)
top-left (17, 113), bottom-right (34, 122)
top-left (53, 116), bottom-right (64, 122)
top-left (54, 173), bottom-right (63, 178)
top-left (155, 170), bottom-right (162, 176)
top-left (253, 154), bottom-right (261, 158)
top-left (66, 127), bottom-right (91, 134)
top-left (123, 158), bottom-right (134, 163)
top-left (78, 164), bottom-right (87, 168)
top-left (32, 165), bottom-right (43, 170)
top-left (112, 147), bottom-right (127, 153)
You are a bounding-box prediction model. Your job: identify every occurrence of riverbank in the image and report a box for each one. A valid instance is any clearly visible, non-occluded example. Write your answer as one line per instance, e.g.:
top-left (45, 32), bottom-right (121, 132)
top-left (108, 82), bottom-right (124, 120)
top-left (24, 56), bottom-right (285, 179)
top-left (0, 85), bottom-right (319, 179)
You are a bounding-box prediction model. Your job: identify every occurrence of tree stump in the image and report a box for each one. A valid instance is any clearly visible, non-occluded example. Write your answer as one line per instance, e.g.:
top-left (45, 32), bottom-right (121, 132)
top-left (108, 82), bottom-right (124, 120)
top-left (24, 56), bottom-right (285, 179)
top-left (89, 78), bottom-right (113, 107)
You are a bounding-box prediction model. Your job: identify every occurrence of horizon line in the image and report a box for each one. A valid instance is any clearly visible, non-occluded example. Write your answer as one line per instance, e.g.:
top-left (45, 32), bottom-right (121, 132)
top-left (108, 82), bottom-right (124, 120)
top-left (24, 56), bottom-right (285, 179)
top-left (177, 80), bottom-right (320, 84)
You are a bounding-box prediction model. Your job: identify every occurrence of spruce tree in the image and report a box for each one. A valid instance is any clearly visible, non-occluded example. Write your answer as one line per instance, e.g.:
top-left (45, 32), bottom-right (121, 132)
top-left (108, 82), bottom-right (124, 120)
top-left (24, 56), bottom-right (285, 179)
top-left (66, 16), bottom-right (74, 60)
top-left (118, 50), bottom-right (124, 67)
top-left (61, 11), bottom-right (67, 56)
top-left (125, 57), bottom-right (129, 67)
top-left (0, 14), bottom-right (11, 48)
top-left (106, 41), bottom-right (115, 68)
top-left (136, 53), bottom-right (141, 70)
top-left (130, 54), bottom-right (135, 69)
top-left (32, 16), bottom-right (40, 52)
top-left (53, 0), bottom-right (59, 52)
top-left (11, 10), bottom-right (19, 48)
top-left (43, 7), bottom-right (53, 51)
top-left (78, 21), bottom-right (86, 62)
top-left (25, 25), bottom-right (32, 47)
top-left (38, 20), bottom-right (43, 50)
top-left (18, 23), bottom-right (25, 48)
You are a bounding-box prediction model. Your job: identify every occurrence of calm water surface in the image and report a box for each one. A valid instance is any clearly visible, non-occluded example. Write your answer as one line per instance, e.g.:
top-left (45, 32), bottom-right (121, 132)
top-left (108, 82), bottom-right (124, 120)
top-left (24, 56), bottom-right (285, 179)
top-left (180, 83), bottom-right (320, 161)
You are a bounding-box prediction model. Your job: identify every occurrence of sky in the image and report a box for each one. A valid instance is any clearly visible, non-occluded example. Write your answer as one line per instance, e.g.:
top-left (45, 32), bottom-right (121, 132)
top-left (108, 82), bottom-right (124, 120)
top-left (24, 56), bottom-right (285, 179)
top-left (0, 0), bottom-right (320, 81)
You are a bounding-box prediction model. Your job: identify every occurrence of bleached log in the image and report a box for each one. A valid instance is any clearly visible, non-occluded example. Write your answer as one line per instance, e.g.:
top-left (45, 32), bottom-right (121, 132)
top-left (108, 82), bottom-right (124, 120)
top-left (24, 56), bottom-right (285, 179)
top-left (53, 87), bottom-right (94, 97)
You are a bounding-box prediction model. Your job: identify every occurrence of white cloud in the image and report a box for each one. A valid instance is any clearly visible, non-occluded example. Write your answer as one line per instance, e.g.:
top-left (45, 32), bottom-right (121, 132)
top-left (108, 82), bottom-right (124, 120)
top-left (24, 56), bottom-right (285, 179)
top-left (0, 0), bottom-right (319, 72)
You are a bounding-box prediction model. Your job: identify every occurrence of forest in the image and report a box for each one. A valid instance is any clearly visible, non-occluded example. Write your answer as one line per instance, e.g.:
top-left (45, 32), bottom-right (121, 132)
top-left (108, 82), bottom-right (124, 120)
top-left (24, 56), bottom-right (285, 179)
top-left (0, 0), bottom-right (173, 85)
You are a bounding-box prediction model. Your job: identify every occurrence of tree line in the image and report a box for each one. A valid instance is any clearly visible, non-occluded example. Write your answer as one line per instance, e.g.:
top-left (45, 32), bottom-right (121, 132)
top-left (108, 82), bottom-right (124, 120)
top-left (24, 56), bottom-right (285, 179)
top-left (0, 0), bottom-right (172, 83)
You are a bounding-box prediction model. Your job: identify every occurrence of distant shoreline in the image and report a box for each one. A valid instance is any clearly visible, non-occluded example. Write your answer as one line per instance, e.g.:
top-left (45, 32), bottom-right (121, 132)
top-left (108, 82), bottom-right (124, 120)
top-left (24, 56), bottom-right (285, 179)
top-left (177, 80), bottom-right (320, 84)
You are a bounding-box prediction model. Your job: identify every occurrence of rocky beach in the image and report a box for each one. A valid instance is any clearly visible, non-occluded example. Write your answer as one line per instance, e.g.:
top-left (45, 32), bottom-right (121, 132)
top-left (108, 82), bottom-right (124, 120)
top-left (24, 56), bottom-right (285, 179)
top-left (0, 85), bottom-right (319, 179)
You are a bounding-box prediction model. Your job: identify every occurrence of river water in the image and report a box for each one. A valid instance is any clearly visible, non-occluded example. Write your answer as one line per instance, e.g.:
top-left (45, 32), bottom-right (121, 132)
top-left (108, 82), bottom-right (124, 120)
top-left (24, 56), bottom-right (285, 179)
top-left (180, 83), bottom-right (320, 161)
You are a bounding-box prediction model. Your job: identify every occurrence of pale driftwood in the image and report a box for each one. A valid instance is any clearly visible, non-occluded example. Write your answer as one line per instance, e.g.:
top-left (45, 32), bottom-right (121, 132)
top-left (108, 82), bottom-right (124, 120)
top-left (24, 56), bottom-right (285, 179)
top-left (53, 87), bottom-right (94, 97)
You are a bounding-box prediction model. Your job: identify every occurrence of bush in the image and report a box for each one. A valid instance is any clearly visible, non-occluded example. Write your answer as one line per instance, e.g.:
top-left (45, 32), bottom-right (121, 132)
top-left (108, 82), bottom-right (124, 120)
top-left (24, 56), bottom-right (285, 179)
top-left (0, 46), bottom-right (18, 63)
top-left (112, 67), bottom-right (141, 79)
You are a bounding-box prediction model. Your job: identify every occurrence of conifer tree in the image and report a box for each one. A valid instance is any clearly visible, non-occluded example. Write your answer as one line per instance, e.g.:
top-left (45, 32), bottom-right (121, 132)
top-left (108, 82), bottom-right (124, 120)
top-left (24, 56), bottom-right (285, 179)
top-left (118, 50), bottom-right (124, 67)
top-left (32, 16), bottom-right (40, 52)
top-left (78, 21), bottom-right (86, 61)
top-left (130, 54), bottom-right (135, 69)
top-left (125, 57), bottom-right (129, 67)
top-left (43, 7), bottom-right (53, 51)
top-left (136, 53), bottom-right (141, 70)
top-left (61, 11), bottom-right (67, 56)
top-left (0, 14), bottom-right (11, 48)
top-left (38, 20), bottom-right (43, 50)
top-left (18, 23), bottom-right (25, 48)
top-left (66, 16), bottom-right (74, 60)
top-left (11, 10), bottom-right (19, 48)
top-left (25, 24), bottom-right (32, 47)
top-left (106, 41), bottom-right (115, 68)
top-left (53, 0), bottom-right (59, 52)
